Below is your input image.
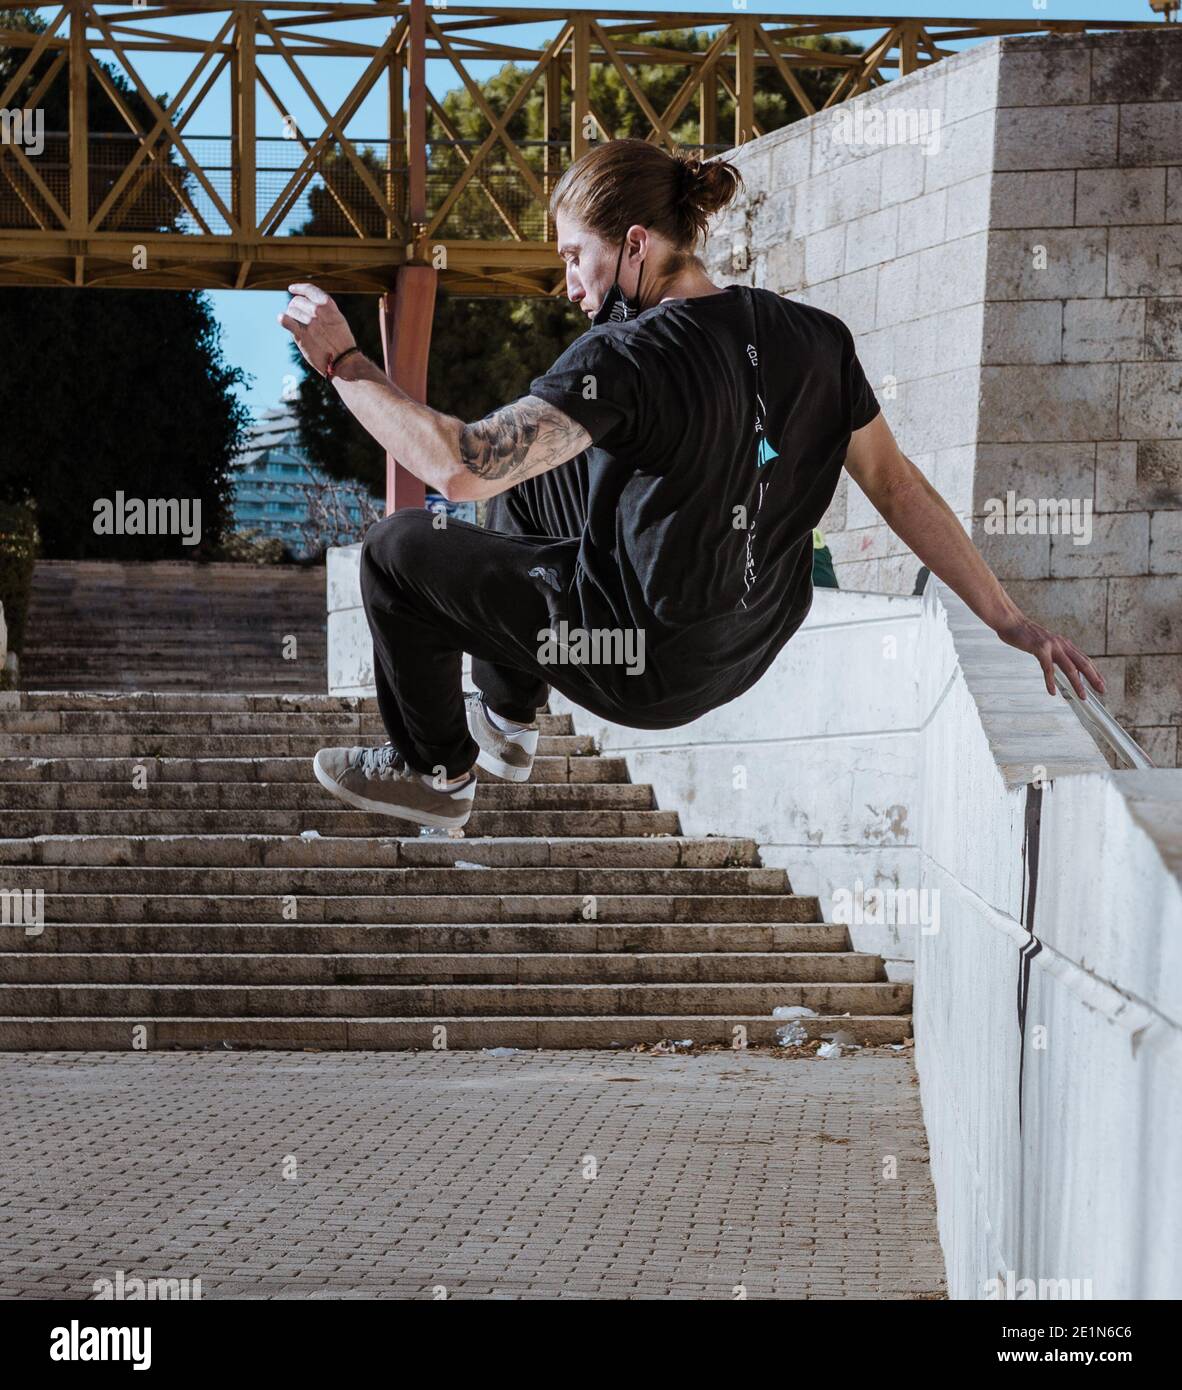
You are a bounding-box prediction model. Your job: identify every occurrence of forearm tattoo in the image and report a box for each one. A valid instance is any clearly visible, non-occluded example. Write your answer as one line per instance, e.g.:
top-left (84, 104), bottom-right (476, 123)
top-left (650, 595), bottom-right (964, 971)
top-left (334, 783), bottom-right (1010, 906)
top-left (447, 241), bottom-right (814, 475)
top-left (459, 396), bottom-right (591, 483)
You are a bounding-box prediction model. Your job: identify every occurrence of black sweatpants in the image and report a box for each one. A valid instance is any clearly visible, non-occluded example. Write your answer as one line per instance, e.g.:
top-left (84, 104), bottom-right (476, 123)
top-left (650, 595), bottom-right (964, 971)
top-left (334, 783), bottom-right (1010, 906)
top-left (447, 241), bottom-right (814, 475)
top-left (360, 466), bottom-right (667, 780)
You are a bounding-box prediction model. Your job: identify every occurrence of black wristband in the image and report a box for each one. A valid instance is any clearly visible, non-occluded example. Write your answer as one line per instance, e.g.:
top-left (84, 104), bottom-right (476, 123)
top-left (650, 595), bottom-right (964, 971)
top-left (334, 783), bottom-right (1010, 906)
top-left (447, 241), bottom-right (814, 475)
top-left (326, 345), bottom-right (362, 379)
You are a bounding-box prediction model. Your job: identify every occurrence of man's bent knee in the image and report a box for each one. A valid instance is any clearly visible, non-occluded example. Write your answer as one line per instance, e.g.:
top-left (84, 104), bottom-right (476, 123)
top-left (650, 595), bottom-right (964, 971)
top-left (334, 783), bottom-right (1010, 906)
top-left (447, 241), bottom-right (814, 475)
top-left (361, 507), bottom-right (436, 582)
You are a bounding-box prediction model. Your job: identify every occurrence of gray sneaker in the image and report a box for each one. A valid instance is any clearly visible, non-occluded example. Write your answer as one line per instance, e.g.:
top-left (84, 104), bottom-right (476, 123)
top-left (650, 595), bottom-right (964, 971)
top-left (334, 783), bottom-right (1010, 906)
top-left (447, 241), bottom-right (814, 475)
top-left (312, 742), bottom-right (475, 829)
top-left (465, 690), bottom-right (539, 782)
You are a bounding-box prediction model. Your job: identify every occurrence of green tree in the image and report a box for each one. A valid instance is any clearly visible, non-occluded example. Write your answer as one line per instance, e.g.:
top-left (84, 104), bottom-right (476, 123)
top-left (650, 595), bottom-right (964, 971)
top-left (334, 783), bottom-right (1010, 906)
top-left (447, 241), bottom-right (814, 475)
top-left (0, 6), bottom-right (250, 559)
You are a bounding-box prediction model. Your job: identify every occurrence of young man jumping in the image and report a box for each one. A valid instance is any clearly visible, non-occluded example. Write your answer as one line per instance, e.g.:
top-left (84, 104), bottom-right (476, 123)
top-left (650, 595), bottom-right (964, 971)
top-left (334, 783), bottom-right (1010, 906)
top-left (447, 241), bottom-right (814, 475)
top-left (278, 138), bottom-right (1104, 832)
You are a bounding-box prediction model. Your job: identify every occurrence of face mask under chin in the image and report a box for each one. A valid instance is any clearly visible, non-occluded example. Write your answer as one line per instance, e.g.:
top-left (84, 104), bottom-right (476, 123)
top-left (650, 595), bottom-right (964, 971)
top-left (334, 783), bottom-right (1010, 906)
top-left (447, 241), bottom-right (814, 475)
top-left (591, 241), bottom-right (644, 327)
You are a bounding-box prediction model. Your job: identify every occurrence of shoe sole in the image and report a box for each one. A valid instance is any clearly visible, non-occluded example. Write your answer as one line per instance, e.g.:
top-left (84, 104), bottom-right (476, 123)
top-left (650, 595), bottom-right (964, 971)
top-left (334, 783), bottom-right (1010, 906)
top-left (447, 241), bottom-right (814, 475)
top-left (312, 753), bottom-right (473, 829)
top-left (474, 747), bottom-right (533, 783)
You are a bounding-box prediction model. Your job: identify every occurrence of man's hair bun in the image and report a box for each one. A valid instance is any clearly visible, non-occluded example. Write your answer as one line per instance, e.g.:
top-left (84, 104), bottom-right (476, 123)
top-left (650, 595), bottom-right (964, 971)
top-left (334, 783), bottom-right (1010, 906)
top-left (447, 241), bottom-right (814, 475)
top-left (674, 155), bottom-right (744, 240)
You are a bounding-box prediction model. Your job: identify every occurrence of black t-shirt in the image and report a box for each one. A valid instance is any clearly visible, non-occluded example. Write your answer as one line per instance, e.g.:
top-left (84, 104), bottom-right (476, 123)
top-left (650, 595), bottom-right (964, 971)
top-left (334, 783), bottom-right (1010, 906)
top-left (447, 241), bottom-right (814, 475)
top-left (527, 284), bottom-right (880, 713)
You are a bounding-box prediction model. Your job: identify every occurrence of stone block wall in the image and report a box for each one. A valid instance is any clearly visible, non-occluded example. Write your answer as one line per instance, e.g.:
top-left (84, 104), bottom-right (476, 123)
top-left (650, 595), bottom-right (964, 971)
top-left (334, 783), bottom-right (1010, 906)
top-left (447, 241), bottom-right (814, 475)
top-left (978, 30), bottom-right (1182, 768)
top-left (702, 27), bottom-right (1182, 765)
top-left (701, 38), bottom-right (1000, 596)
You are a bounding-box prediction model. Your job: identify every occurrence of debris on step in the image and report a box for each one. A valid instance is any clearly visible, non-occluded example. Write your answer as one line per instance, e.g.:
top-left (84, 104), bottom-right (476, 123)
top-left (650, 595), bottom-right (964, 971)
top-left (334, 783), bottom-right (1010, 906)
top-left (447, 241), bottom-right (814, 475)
top-left (454, 860), bottom-right (490, 870)
top-left (773, 1005), bottom-right (818, 1048)
top-left (817, 1028), bottom-right (863, 1059)
top-left (629, 1038), bottom-right (694, 1055)
top-left (481, 1047), bottom-right (518, 1056)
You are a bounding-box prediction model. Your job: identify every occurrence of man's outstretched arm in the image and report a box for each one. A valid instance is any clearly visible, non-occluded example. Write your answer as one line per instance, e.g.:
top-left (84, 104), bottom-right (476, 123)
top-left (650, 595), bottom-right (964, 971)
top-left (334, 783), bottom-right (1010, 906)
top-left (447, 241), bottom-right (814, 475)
top-left (843, 411), bottom-right (1105, 701)
top-left (278, 283), bottom-right (590, 503)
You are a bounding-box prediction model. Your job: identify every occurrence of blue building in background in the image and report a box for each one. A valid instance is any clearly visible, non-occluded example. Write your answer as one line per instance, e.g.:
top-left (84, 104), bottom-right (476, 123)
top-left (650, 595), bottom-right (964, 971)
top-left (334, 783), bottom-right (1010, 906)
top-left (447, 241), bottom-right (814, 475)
top-left (230, 405), bottom-right (382, 557)
top-left (230, 404), bottom-right (474, 557)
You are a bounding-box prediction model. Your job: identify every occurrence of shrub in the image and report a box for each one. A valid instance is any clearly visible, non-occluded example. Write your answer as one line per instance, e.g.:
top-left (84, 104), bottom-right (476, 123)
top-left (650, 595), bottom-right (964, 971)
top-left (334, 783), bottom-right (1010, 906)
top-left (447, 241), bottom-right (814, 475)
top-left (0, 499), bottom-right (40, 655)
top-left (207, 528), bottom-right (291, 565)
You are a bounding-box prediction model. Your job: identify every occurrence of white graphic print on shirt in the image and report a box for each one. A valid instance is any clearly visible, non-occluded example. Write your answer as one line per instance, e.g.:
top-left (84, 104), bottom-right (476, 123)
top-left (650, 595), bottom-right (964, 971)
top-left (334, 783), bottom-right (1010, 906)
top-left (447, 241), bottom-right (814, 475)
top-left (739, 334), bottom-right (779, 611)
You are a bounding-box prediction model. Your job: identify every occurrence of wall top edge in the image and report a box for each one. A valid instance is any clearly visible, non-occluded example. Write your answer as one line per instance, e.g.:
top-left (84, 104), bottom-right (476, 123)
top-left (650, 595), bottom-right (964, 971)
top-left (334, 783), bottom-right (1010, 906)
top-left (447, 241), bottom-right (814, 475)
top-left (994, 25), bottom-right (1182, 53)
top-left (927, 578), bottom-right (1111, 788)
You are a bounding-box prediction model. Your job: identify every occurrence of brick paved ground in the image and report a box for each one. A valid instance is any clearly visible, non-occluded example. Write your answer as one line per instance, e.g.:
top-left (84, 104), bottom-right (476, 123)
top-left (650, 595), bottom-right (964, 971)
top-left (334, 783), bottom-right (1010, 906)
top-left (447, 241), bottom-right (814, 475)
top-left (0, 1048), bottom-right (945, 1299)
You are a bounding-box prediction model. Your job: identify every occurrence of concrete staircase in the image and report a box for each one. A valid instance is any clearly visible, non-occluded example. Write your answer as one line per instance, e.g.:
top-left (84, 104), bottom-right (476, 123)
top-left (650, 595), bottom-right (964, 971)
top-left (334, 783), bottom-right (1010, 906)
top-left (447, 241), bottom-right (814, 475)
top-left (20, 561), bottom-right (327, 691)
top-left (0, 691), bottom-right (911, 1050)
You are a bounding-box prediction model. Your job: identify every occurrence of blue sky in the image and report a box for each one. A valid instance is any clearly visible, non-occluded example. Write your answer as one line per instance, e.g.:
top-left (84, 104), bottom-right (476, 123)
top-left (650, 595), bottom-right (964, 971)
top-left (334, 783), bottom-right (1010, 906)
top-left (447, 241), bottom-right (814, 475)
top-left (62, 0), bottom-right (1157, 413)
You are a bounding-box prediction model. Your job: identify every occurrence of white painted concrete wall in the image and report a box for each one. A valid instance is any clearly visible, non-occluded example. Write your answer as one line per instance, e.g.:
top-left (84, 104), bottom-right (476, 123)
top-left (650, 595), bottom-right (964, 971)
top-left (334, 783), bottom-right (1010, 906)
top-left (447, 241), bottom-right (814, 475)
top-left (556, 588), bottom-right (927, 976)
top-left (326, 543), bottom-right (373, 697)
top-left (325, 545), bottom-right (1182, 1298)
top-left (327, 541), bottom-right (474, 697)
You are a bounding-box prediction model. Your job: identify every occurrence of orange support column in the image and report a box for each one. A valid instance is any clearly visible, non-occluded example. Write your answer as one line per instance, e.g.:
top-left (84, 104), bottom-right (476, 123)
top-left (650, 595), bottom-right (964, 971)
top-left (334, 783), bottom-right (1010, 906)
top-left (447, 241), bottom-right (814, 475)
top-left (379, 265), bottom-right (437, 514)
top-left (381, 0), bottom-right (434, 515)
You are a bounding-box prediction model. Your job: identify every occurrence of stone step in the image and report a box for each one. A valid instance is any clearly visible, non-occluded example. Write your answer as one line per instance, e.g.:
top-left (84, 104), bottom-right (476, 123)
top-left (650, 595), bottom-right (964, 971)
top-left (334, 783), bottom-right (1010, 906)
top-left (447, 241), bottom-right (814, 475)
top-left (0, 711), bottom-right (440, 735)
top-left (0, 921), bottom-right (851, 954)
top-left (23, 633), bottom-right (326, 649)
top-left (0, 662), bottom-right (908, 1054)
top-left (18, 676), bottom-right (328, 692)
top-left (0, 808), bottom-right (684, 838)
top-left (0, 979), bottom-right (912, 1017)
top-left (24, 608), bottom-right (322, 618)
top-left (0, 834), bottom-right (758, 869)
top-left (17, 692), bottom-right (383, 713)
top-left (26, 594), bottom-right (324, 610)
top-left (0, 1013), bottom-right (913, 1049)
top-left (3, 865), bottom-right (789, 895)
top-left (19, 657), bottom-right (327, 677)
top-left (0, 781), bottom-right (653, 810)
top-left (0, 754), bottom-right (623, 786)
top-left (10, 694), bottom-right (573, 737)
top-left (20, 644), bottom-right (326, 660)
top-left (29, 892), bottom-right (820, 923)
top-left (27, 557), bottom-right (325, 579)
top-left (23, 602), bottom-right (323, 616)
top-left (0, 732), bottom-right (595, 757)
top-left (3, 950), bottom-right (884, 985)
top-left (22, 560), bottom-right (330, 690)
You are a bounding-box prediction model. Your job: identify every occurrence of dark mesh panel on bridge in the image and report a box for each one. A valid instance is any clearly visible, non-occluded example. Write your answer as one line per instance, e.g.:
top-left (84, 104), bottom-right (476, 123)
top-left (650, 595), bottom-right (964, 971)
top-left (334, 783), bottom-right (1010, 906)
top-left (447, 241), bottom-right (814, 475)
top-left (427, 139), bottom-right (567, 242)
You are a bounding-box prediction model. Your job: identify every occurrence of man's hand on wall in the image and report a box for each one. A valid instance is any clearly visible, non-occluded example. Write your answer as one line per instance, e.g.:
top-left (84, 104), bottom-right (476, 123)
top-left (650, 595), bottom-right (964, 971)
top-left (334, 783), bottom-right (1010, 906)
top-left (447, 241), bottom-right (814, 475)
top-left (994, 614), bottom-right (1105, 701)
